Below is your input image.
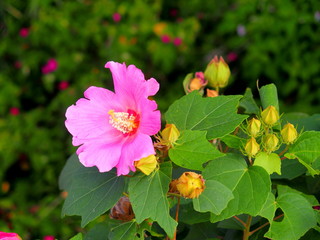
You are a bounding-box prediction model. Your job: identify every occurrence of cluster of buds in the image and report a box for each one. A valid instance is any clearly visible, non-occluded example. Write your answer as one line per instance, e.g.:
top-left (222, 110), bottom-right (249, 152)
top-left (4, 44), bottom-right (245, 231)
top-left (183, 55), bottom-right (231, 96)
top-left (243, 104), bottom-right (299, 162)
top-left (170, 172), bottom-right (205, 199)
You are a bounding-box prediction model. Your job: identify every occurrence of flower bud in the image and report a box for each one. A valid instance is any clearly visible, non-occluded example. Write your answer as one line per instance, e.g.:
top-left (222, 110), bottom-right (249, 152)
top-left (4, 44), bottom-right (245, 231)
top-left (183, 72), bottom-right (207, 93)
top-left (204, 56), bottom-right (231, 88)
top-left (264, 134), bottom-right (279, 153)
top-left (176, 172), bottom-right (205, 199)
top-left (245, 137), bottom-right (260, 157)
top-left (247, 118), bottom-right (261, 137)
top-left (134, 155), bottom-right (158, 176)
top-left (161, 124), bottom-right (180, 147)
top-left (281, 123), bottom-right (298, 144)
top-left (261, 106), bottom-right (279, 126)
top-left (206, 89), bottom-right (219, 98)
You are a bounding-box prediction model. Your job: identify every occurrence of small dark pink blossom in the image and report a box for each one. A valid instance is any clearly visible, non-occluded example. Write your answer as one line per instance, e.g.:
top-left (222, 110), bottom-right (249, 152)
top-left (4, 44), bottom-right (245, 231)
top-left (14, 61), bottom-right (22, 69)
top-left (58, 81), bottom-right (69, 90)
top-left (227, 52), bottom-right (238, 62)
top-left (173, 37), bottom-right (182, 46)
top-left (43, 236), bottom-right (55, 240)
top-left (19, 28), bottom-right (29, 38)
top-left (161, 35), bottom-right (171, 43)
top-left (315, 11), bottom-right (320, 22)
top-left (237, 24), bottom-right (246, 37)
top-left (10, 107), bottom-right (20, 116)
top-left (169, 9), bottom-right (178, 17)
top-left (313, 205), bottom-right (320, 210)
top-left (42, 59), bottom-right (58, 74)
top-left (113, 13), bottom-right (121, 22)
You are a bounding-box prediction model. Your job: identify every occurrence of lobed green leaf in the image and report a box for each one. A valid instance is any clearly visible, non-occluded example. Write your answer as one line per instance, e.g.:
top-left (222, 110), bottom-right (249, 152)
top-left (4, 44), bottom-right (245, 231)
top-left (128, 162), bottom-right (177, 238)
top-left (285, 131), bottom-right (320, 176)
top-left (169, 130), bottom-right (224, 170)
top-left (204, 154), bottom-right (271, 222)
top-left (60, 154), bottom-right (125, 227)
top-left (165, 91), bottom-right (247, 140)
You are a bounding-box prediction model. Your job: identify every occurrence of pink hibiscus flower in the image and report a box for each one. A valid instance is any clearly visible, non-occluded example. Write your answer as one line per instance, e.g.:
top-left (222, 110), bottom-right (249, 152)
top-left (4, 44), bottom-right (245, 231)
top-left (0, 231), bottom-right (22, 240)
top-left (65, 61), bottom-right (161, 176)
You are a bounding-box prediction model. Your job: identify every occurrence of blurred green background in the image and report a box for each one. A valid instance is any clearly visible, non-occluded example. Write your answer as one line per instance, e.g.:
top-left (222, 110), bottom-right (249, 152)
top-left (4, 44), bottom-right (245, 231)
top-left (0, 0), bottom-right (319, 239)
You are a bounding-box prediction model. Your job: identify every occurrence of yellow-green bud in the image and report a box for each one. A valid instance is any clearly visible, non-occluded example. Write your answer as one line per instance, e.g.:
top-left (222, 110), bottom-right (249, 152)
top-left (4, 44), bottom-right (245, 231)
top-left (281, 123), bottom-right (298, 144)
top-left (264, 134), bottom-right (279, 153)
top-left (245, 137), bottom-right (260, 157)
top-left (134, 155), bottom-right (158, 175)
top-left (247, 118), bottom-right (261, 137)
top-left (261, 106), bottom-right (279, 126)
top-left (176, 172), bottom-right (205, 199)
top-left (161, 124), bottom-right (180, 147)
top-left (204, 56), bottom-right (231, 88)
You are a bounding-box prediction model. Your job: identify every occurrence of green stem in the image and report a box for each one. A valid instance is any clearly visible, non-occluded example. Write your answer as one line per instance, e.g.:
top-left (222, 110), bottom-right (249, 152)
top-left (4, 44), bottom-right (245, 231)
top-left (243, 215), bottom-right (252, 240)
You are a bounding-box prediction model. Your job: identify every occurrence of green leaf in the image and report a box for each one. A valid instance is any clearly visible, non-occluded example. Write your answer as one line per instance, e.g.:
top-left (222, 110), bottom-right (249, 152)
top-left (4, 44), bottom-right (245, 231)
top-left (193, 180), bottom-right (233, 214)
top-left (184, 222), bottom-right (219, 240)
top-left (59, 153), bottom-right (83, 191)
top-left (109, 221), bottom-right (137, 240)
top-left (264, 192), bottom-right (317, 240)
top-left (169, 130), bottom-right (224, 170)
top-left (271, 158), bottom-right (306, 180)
top-left (205, 154), bottom-right (271, 222)
top-left (85, 222), bottom-right (114, 240)
top-left (258, 83), bottom-right (279, 112)
top-left (165, 91), bottom-right (247, 140)
top-left (285, 131), bottom-right (320, 176)
top-left (70, 233), bottom-right (83, 240)
top-left (178, 202), bottom-right (210, 224)
top-left (220, 134), bottom-right (246, 149)
top-left (257, 192), bottom-right (276, 222)
top-left (254, 152), bottom-right (281, 175)
top-left (60, 155), bottom-right (125, 227)
top-left (239, 88), bottom-right (260, 115)
top-left (277, 185), bottom-right (319, 206)
top-left (128, 162), bottom-right (177, 238)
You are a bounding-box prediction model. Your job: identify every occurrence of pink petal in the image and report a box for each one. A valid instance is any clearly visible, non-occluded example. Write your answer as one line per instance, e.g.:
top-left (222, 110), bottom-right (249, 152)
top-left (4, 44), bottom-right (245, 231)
top-left (145, 78), bottom-right (159, 96)
top-left (65, 87), bottom-right (120, 142)
top-left (77, 138), bottom-right (123, 172)
top-left (138, 99), bottom-right (161, 135)
top-left (116, 133), bottom-right (156, 176)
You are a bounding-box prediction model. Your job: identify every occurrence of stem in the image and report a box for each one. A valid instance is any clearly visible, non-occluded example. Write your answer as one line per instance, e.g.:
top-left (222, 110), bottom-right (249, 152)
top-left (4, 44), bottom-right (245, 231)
top-left (242, 215), bottom-right (252, 240)
top-left (233, 215), bottom-right (246, 228)
top-left (278, 146), bottom-right (289, 157)
top-left (171, 197), bottom-right (181, 240)
top-left (248, 156), bottom-right (252, 166)
top-left (249, 214), bottom-right (284, 236)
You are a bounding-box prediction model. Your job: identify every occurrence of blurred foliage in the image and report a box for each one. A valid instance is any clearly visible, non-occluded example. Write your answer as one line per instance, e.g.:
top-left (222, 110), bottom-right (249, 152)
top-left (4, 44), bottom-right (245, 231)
top-left (0, 0), bottom-right (319, 239)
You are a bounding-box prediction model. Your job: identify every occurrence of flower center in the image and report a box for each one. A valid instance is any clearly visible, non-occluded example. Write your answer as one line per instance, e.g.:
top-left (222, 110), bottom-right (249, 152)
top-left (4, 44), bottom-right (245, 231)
top-left (108, 110), bottom-right (139, 134)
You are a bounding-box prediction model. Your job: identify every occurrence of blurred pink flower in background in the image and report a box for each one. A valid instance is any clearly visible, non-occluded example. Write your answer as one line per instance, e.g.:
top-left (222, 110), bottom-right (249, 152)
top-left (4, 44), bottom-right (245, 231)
top-left (43, 236), bottom-right (55, 240)
top-left (14, 61), bottom-right (22, 69)
top-left (173, 37), bottom-right (182, 46)
top-left (58, 81), bottom-right (69, 90)
top-left (315, 11), bottom-right (320, 22)
top-left (0, 231), bottom-right (22, 240)
top-left (19, 28), bottom-right (29, 38)
top-left (10, 107), bottom-right (20, 116)
top-left (237, 24), bottom-right (246, 36)
top-left (65, 61), bottom-right (161, 176)
top-left (161, 34), bottom-right (171, 43)
top-left (112, 13), bottom-right (121, 22)
top-left (42, 59), bottom-right (58, 74)
top-left (227, 52), bottom-right (238, 62)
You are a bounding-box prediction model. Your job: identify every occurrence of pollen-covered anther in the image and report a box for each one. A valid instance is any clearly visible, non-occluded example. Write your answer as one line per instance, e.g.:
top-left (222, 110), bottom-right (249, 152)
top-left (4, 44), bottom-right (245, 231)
top-left (108, 110), bottom-right (138, 134)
